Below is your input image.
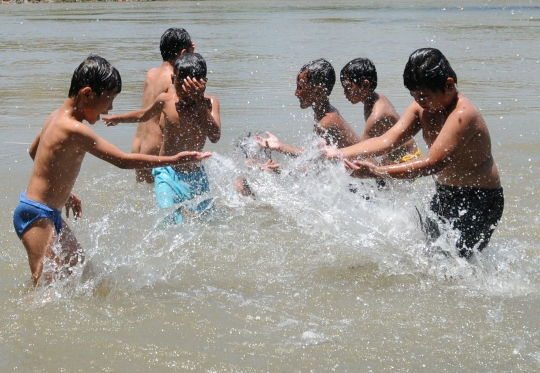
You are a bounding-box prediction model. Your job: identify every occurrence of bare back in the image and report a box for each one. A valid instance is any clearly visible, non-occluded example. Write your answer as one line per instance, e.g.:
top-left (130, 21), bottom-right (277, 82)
top-left (132, 62), bottom-right (175, 156)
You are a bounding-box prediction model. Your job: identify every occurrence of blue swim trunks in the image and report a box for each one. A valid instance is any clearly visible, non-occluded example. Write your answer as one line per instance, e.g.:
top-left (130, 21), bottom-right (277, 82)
top-left (152, 166), bottom-right (214, 224)
top-left (13, 192), bottom-right (62, 239)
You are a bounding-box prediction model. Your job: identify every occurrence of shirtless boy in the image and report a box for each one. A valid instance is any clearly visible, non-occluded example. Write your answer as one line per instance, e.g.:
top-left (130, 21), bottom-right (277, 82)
top-left (340, 57), bottom-right (420, 165)
top-left (13, 55), bottom-right (211, 285)
top-left (326, 48), bottom-right (504, 258)
top-left (103, 53), bottom-right (220, 224)
top-left (131, 27), bottom-right (219, 183)
top-left (255, 58), bottom-right (361, 155)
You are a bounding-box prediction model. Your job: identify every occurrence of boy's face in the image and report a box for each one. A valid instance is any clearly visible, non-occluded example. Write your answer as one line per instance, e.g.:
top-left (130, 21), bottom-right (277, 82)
top-left (172, 74), bottom-right (206, 100)
top-left (342, 79), bottom-right (363, 104)
top-left (410, 88), bottom-right (449, 112)
top-left (295, 71), bottom-right (318, 109)
top-left (87, 89), bottom-right (118, 124)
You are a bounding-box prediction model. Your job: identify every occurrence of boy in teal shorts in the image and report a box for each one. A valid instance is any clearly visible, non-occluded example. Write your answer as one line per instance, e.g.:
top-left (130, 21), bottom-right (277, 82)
top-left (104, 53), bottom-right (220, 224)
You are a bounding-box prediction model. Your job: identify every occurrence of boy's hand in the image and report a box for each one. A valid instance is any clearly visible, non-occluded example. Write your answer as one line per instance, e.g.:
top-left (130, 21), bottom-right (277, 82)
top-left (182, 77), bottom-right (206, 102)
top-left (324, 145), bottom-right (343, 160)
top-left (65, 193), bottom-right (82, 220)
top-left (102, 116), bottom-right (118, 127)
top-left (254, 132), bottom-right (282, 151)
top-left (259, 159), bottom-right (281, 173)
top-left (174, 151), bottom-right (212, 164)
top-left (344, 159), bottom-right (376, 178)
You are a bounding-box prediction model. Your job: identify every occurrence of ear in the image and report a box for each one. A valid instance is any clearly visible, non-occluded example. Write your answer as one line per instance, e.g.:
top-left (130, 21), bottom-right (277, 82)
top-left (79, 87), bottom-right (93, 103)
top-left (446, 77), bottom-right (456, 91)
top-left (362, 79), bottom-right (371, 90)
top-left (314, 85), bottom-right (326, 95)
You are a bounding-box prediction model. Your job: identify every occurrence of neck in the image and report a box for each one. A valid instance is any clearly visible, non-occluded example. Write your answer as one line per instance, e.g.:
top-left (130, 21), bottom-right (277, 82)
top-left (441, 90), bottom-right (459, 115)
top-left (312, 97), bottom-right (332, 120)
top-left (163, 60), bottom-right (174, 69)
top-left (362, 91), bottom-right (379, 109)
top-left (66, 97), bottom-right (86, 123)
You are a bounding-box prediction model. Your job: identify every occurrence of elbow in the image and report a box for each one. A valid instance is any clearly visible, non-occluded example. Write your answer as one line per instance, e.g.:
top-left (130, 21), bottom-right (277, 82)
top-left (209, 132), bottom-right (221, 143)
top-left (423, 158), bottom-right (447, 176)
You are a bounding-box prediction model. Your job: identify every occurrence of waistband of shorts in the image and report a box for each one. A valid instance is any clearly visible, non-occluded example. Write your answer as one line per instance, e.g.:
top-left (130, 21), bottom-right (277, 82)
top-left (435, 182), bottom-right (503, 196)
top-left (19, 192), bottom-right (61, 213)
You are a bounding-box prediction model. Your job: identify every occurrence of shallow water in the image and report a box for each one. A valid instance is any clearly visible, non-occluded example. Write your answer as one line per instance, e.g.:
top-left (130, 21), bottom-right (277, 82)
top-left (1, 0), bottom-right (540, 371)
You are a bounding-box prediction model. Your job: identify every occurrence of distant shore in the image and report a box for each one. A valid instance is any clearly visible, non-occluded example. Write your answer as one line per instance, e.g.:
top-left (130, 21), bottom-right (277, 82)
top-left (2, 0), bottom-right (136, 3)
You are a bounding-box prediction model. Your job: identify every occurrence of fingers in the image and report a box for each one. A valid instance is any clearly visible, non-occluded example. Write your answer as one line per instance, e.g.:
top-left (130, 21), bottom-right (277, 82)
top-left (177, 151), bottom-right (212, 161)
top-left (198, 152), bottom-right (212, 160)
top-left (343, 159), bottom-right (358, 170)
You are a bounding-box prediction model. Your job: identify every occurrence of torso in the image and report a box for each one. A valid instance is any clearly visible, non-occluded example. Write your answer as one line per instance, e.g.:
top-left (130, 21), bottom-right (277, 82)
top-left (25, 109), bottom-right (87, 210)
top-left (365, 94), bottom-right (418, 165)
top-left (418, 94), bottom-right (500, 188)
top-left (160, 96), bottom-right (214, 172)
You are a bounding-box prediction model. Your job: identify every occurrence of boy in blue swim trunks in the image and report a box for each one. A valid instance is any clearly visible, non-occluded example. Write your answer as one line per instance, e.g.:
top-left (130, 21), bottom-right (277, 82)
top-left (326, 48), bottom-right (503, 259)
top-left (13, 55), bottom-right (211, 285)
top-left (103, 53), bottom-right (220, 224)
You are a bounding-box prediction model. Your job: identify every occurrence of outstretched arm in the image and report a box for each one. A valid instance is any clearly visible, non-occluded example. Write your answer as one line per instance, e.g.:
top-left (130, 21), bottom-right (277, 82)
top-left (326, 103), bottom-right (422, 160)
top-left (77, 125), bottom-right (211, 169)
top-left (344, 106), bottom-right (478, 180)
top-left (255, 131), bottom-right (304, 157)
top-left (102, 93), bottom-right (168, 126)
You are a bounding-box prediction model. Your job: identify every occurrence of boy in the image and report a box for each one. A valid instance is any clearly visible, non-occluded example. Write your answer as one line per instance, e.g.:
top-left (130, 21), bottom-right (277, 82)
top-left (13, 55), bottom-right (211, 285)
top-left (255, 58), bottom-right (361, 155)
top-left (131, 27), bottom-right (221, 183)
top-left (340, 57), bottom-right (420, 165)
top-left (326, 48), bottom-right (503, 258)
top-left (103, 53), bottom-right (220, 225)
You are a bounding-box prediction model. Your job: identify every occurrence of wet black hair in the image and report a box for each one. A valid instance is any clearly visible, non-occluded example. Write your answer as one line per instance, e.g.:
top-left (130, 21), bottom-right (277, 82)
top-left (403, 48), bottom-right (457, 93)
top-left (174, 53), bottom-right (207, 81)
top-left (298, 58), bottom-right (336, 95)
top-left (340, 57), bottom-right (378, 91)
top-left (160, 27), bottom-right (192, 62)
top-left (68, 55), bottom-right (122, 98)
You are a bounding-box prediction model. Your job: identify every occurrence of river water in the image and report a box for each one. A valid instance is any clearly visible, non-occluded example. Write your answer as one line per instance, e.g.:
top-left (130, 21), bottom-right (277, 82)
top-left (1, 0), bottom-right (539, 371)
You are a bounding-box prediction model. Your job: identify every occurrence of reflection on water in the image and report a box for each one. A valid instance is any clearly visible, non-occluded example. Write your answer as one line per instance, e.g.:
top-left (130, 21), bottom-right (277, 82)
top-left (1, 0), bottom-right (540, 371)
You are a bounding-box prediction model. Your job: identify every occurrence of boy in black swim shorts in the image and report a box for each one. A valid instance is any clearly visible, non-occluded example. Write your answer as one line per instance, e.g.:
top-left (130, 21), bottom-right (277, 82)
top-left (326, 48), bottom-right (504, 258)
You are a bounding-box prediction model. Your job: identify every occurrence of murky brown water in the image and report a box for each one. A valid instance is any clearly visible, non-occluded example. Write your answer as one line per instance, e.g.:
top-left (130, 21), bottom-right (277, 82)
top-left (1, 1), bottom-right (539, 371)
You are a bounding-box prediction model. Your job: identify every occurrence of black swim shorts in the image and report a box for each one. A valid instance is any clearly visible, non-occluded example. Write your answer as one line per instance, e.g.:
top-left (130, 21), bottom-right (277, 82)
top-left (424, 182), bottom-right (504, 258)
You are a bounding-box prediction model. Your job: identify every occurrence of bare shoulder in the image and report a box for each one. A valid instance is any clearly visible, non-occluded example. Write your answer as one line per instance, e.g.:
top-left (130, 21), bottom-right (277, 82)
top-left (448, 94), bottom-right (483, 128)
top-left (204, 94), bottom-right (219, 104)
top-left (373, 94), bottom-right (399, 121)
top-left (319, 111), bottom-right (346, 130)
top-left (143, 67), bottom-right (161, 85)
top-left (204, 94), bottom-right (220, 109)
